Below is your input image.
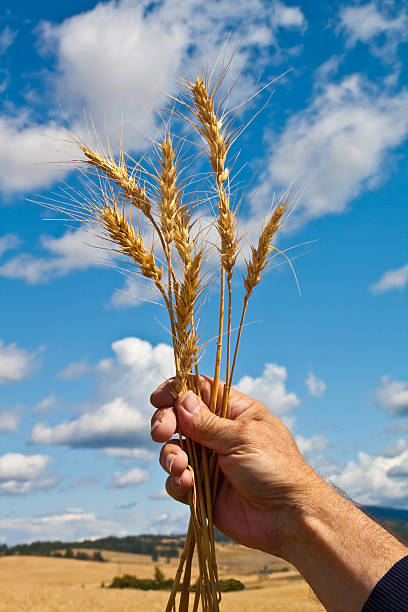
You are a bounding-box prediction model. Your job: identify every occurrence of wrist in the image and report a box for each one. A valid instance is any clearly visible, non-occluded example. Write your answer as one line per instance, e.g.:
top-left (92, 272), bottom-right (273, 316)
top-left (277, 472), bottom-right (408, 611)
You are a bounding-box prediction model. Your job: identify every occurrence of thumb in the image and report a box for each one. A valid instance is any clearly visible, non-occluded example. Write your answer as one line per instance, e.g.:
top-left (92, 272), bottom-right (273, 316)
top-left (175, 390), bottom-right (241, 455)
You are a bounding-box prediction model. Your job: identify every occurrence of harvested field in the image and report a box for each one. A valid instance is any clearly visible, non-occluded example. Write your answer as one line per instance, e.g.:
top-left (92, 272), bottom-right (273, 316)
top-left (0, 545), bottom-right (324, 611)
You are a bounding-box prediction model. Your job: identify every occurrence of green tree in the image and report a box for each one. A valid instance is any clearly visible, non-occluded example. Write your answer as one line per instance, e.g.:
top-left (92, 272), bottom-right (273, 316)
top-left (155, 566), bottom-right (165, 583)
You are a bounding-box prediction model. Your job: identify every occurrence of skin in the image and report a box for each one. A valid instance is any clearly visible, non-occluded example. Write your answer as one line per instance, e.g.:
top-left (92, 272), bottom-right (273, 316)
top-left (150, 376), bottom-right (408, 612)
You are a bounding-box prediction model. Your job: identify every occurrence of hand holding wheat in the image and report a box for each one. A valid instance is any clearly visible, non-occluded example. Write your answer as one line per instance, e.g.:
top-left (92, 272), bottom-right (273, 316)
top-left (151, 376), bottom-right (314, 557)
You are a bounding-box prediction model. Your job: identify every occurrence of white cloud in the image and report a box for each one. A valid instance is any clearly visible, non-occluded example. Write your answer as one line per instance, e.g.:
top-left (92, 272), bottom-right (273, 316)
top-left (376, 375), bottom-right (408, 416)
top-left (0, 408), bottom-right (21, 432)
top-left (0, 234), bottom-right (21, 258)
top-left (0, 116), bottom-right (72, 194)
top-left (272, 2), bottom-right (306, 29)
top-left (296, 434), bottom-right (328, 456)
top-left (101, 447), bottom-right (155, 461)
top-left (236, 362), bottom-right (300, 416)
top-left (30, 397), bottom-right (145, 448)
top-left (339, 2), bottom-right (408, 58)
top-left (0, 476), bottom-right (58, 496)
top-left (306, 372), bottom-right (326, 397)
top-left (34, 395), bottom-right (58, 415)
top-left (383, 438), bottom-right (408, 458)
top-left (110, 277), bottom-right (161, 309)
top-left (0, 226), bottom-right (108, 284)
top-left (0, 453), bottom-right (50, 481)
top-left (58, 360), bottom-right (89, 380)
top-left (257, 75), bottom-right (408, 222)
top-left (0, 26), bottom-right (17, 54)
top-left (39, 0), bottom-right (306, 148)
top-left (0, 509), bottom-right (123, 545)
top-left (325, 448), bottom-right (408, 505)
top-left (0, 339), bottom-right (37, 384)
top-left (30, 337), bottom-right (174, 449)
top-left (111, 467), bottom-right (150, 488)
top-left (146, 510), bottom-right (189, 535)
top-left (1, 0), bottom-right (306, 197)
top-left (0, 452), bottom-right (56, 496)
top-left (370, 262), bottom-right (408, 294)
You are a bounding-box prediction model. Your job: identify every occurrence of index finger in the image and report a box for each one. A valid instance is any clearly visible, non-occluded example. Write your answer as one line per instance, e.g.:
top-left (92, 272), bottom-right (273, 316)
top-left (150, 375), bottom-right (249, 420)
top-left (150, 376), bottom-right (222, 410)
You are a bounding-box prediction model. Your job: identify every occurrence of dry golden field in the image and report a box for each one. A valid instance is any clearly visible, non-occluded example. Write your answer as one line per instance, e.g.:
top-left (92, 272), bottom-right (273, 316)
top-left (0, 544), bottom-right (325, 611)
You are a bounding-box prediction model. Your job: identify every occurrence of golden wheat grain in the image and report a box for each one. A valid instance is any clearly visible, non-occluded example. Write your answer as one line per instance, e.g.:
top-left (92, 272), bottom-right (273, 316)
top-left (80, 144), bottom-right (151, 216)
top-left (158, 136), bottom-right (179, 245)
top-left (244, 201), bottom-right (288, 298)
top-left (173, 252), bottom-right (202, 395)
top-left (189, 78), bottom-right (228, 184)
top-left (102, 204), bottom-right (163, 288)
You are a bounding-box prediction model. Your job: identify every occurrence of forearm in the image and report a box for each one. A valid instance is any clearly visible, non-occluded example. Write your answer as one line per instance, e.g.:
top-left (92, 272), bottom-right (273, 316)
top-left (279, 475), bottom-right (408, 612)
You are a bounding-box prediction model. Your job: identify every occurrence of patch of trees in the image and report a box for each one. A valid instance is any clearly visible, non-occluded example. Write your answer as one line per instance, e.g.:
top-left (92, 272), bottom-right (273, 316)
top-left (53, 548), bottom-right (105, 562)
top-left (0, 534), bottom-right (184, 559)
top-left (107, 567), bottom-right (245, 592)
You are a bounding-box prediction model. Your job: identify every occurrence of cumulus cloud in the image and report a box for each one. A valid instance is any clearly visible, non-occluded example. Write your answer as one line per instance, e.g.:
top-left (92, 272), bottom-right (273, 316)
top-left (0, 116), bottom-right (72, 194)
top-left (376, 375), bottom-right (408, 416)
top-left (325, 447), bottom-right (408, 505)
top-left (382, 438), bottom-right (408, 458)
top-left (146, 510), bottom-right (189, 536)
top-left (1, 0), bottom-right (306, 196)
top-left (257, 75), bottom-right (408, 222)
top-left (30, 397), bottom-right (145, 448)
top-left (0, 452), bottom-right (56, 496)
top-left (272, 1), bottom-right (306, 29)
top-left (370, 262), bottom-right (408, 294)
top-left (0, 339), bottom-right (37, 384)
top-left (30, 337), bottom-right (174, 449)
top-left (34, 395), bottom-right (58, 415)
top-left (339, 2), bottom-right (408, 59)
top-left (0, 408), bottom-right (21, 432)
top-left (236, 362), bottom-right (300, 416)
top-left (111, 467), bottom-right (150, 488)
top-left (296, 434), bottom-right (328, 456)
top-left (0, 26), bottom-right (17, 54)
top-left (0, 226), bottom-right (107, 284)
top-left (101, 447), bottom-right (155, 461)
top-left (110, 277), bottom-right (160, 309)
top-left (0, 509), bottom-right (123, 545)
top-left (306, 372), bottom-right (326, 397)
top-left (58, 360), bottom-right (90, 380)
top-left (40, 0), bottom-right (306, 146)
top-left (0, 234), bottom-right (21, 258)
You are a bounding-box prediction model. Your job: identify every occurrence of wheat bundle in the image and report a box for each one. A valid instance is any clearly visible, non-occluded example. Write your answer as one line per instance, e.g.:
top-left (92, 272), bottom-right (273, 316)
top-left (55, 70), bottom-right (291, 611)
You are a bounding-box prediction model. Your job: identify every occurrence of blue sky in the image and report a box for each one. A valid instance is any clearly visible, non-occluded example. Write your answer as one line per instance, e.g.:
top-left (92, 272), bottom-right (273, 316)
top-left (0, 0), bottom-right (407, 545)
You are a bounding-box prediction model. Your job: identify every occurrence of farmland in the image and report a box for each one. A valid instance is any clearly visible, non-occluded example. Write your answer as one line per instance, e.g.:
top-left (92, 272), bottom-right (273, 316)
top-left (0, 543), bottom-right (324, 611)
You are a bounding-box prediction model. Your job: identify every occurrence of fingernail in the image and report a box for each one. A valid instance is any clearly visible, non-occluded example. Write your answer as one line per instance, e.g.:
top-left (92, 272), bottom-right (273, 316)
top-left (180, 391), bottom-right (201, 414)
top-left (150, 420), bottom-right (160, 434)
top-left (165, 453), bottom-right (177, 473)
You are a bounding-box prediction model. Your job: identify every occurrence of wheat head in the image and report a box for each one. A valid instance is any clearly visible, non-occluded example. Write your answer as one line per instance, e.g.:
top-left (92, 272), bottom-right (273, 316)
top-left (102, 204), bottom-right (163, 288)
top-left (244, 202), bottom-right (288, 298)
top-left (80, 144), bottom-right (151, 216)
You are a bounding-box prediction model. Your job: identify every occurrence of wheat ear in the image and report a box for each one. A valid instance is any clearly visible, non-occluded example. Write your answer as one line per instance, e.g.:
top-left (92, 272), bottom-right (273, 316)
top-left (101, 203), bottom-right (164, 294)
top-left (79, 144), bottom-right (151, 215)
top-left (189, 77), bottom-right (238, 419)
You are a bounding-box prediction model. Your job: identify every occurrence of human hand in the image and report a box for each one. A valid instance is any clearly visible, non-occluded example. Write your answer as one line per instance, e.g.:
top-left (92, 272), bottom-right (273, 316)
top-left (150, 376), bottom-right (320, 557)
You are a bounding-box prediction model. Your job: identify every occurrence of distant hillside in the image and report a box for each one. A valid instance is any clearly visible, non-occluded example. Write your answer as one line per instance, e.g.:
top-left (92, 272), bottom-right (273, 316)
top-left (362, 505), bottom-right (408, 544)
top-left (0, 507), bottom-right (406, 558)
